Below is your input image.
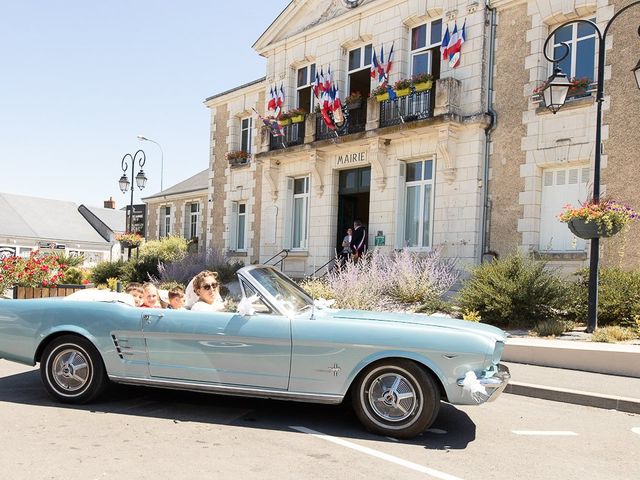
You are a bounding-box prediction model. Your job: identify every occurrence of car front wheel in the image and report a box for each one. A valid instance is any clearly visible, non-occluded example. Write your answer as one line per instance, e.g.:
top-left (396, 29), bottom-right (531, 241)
top-left (352, 360), bottom-right (440, 439)
top-left (40, 335), bottom-right (106, 404)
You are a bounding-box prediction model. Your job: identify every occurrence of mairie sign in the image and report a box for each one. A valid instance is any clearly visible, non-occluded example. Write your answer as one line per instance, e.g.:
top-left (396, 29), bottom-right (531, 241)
top-left (336, 151), bottom-right (367, 166)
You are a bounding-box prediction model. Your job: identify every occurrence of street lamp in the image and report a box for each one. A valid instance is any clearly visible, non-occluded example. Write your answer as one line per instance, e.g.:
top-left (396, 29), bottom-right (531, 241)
top-left (541, 1), bottom-right (640, 332)
top-left (118, 150), bottom-right (147, 258)
top-left (137, 134), bottom-right (164, 191)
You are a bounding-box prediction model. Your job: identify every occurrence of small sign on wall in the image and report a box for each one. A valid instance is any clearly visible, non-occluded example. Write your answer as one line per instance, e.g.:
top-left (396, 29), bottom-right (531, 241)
top-left (0, 246), bottom-right (16, 259)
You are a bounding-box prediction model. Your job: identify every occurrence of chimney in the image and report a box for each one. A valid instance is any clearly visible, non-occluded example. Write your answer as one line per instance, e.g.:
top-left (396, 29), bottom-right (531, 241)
top-left (104, 197), bottom-right (116, 209)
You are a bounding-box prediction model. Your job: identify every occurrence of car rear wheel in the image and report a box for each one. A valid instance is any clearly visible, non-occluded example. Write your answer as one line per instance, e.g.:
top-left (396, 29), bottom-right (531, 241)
top-left (352, 360), bottom-right (440, 439)
top-left (40, 335), bottom-right (107, 404)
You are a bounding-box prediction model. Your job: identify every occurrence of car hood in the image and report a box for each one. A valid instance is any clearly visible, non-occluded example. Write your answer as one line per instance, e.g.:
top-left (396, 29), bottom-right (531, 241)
top-left (324, 309), bottom-right (507, 342)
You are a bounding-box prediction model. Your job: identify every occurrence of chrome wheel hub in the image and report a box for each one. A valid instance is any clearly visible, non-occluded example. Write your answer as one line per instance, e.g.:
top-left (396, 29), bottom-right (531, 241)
top-left (368, 372), bottom-right (417, 422)
top-left (51, 349), bottom-right (90, 392)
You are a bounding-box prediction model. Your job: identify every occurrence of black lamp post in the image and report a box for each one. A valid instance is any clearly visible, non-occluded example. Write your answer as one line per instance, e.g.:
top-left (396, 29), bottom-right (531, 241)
top-left (118, 150), bottom-right (147, 258)
top-left (541, 2), bottom-right (640, 333)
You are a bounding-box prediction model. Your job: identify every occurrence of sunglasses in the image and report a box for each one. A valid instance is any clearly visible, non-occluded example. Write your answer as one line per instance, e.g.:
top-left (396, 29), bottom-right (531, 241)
top-left (200, 283), bottom-right (218, 291)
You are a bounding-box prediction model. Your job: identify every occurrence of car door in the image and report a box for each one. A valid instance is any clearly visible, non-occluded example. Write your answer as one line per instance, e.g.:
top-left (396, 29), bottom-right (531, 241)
top-left (141, 306), bottom-right (291, 390)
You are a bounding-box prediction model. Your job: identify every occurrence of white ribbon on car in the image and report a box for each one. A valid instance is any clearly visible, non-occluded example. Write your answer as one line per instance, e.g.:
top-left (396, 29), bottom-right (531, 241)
top-left (237, 295), bottom-right (258, 316)
top-left (461, 371), bottom-right (487, 403)
top-left (313, 298), bottom-right (336, 309)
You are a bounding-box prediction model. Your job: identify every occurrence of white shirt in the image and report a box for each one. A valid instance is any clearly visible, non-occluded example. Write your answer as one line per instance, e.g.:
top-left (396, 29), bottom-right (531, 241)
top-left (190, 299), bottom-right (225, 312)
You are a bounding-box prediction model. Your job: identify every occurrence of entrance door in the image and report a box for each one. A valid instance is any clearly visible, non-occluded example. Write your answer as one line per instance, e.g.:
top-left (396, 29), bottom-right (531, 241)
top-left (337, 167), bottom-right (370, 253)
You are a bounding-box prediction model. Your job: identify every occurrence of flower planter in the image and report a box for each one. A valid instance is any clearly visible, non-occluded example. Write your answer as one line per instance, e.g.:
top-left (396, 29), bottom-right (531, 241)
top-left (395, 88), bottom-right (411, 97)
top-left (278, 118), bottom-right (291, 126)
top-left (375, 93), bottom-right (389, 102)
top-left (346, 100), bottom-right (362, 110)
top-left (413, 81), bottom-right (433, 92)
top-left (290, 114), bottom-right (305, 123)
top-left (119, 240), bottom-right (141, 249)
top-left (567, 218), bottom-right (622, 239)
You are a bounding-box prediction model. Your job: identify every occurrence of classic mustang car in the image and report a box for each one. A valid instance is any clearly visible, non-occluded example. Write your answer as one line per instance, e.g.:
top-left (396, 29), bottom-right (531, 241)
top-left (0, 265), bottom-right (510, 438)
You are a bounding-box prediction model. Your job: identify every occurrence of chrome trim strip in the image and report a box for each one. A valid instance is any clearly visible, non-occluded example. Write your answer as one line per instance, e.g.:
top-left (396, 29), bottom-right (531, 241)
top-left (108, 375), bottom-right (344, 405)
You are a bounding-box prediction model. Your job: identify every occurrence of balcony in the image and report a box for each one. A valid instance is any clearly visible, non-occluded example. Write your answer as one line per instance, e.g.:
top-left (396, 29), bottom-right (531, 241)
top-left (315, 103), bottom-right (367, 141)
top-left (379, 90), bottom-right (433, 128)
top-left (269, 121), bottom-right (305, 151)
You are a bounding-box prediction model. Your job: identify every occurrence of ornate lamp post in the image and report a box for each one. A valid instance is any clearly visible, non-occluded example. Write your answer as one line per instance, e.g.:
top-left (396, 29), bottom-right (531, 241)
top-left (118, 150), bottom-right (148, 258)
top-left (137, 134), bottom-right (164, 191)
top-left (541, 1), bottom-right (640, 332)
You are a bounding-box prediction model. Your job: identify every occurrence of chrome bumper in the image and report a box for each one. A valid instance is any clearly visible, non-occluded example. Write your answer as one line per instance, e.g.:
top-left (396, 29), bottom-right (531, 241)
top-left (457, 363), bottom-right (511, 404)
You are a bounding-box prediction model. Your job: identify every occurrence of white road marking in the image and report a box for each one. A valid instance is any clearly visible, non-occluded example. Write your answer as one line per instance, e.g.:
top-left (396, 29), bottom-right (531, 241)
top-left (632, 427), bottom-right (640, 436)
top-left (512, 430), bottom-right (578, 436)
top-left (291, 426), bottom-right (464, 480)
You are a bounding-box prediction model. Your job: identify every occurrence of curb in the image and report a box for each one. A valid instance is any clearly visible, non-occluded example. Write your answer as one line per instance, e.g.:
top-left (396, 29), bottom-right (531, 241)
top-left (505, 381), bottom-right (640, 414)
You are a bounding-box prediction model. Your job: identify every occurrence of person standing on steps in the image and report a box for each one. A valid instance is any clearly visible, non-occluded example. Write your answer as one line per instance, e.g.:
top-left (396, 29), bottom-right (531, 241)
top-left (350, 219), bottom-right (367, 262)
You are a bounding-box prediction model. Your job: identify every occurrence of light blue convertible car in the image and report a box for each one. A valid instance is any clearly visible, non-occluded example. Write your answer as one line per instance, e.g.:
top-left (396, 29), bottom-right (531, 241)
top-left (0, 265), bottom-right (510, 438)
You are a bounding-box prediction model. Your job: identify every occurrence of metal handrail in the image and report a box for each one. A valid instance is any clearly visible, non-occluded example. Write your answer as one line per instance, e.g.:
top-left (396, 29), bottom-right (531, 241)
top-left (264, 248), bottom-right (290, 271)
top-left (307, 256), bottom-right (338, 279)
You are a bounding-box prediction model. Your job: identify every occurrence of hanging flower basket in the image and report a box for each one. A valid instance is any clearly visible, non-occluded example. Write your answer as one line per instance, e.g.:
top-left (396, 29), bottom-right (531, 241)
top-left (559, 199), bottom-right (638, 239)
top-left (567, 218), bottom-right (622, 239)
top-left (116, 233), bottom-right (143, 248)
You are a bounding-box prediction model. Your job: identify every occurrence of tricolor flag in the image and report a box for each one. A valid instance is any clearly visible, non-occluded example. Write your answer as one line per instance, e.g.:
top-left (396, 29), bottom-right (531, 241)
top-left (319, 68), bottom-right (326, 94)
top-left (441, 25), bottom-right (450, 60)
top-left (277, 84), bottom-right (285, 108)
top-left (447, 21), bottom-right (466, 69)
top-left (324, 66), bottom-right (332, 92)
top-left (267, 87), bottom-right (276, 112)
top-left (377, 44), bottom-right (386, 82)
top-left (385, 42), bottom-right (394, 75)
top-left (312, 71), bottom-right (321, 98)
top-left (371, 50), bottom-right (379, 79)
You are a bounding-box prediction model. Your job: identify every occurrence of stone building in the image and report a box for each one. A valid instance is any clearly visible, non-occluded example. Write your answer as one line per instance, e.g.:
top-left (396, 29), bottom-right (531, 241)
top-left (142, 169), bottom-right (209, 249)
top-left (489, 0), bottom-right (640, 271)
top-left (201, 0), bottom-right (640, 277)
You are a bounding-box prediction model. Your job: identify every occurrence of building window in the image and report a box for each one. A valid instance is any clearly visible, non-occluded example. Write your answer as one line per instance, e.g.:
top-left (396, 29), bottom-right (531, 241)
top-left (229, 202), bottom-right (247, 252)
top-left (539, 166), bottom-right (590, 251)
top-left (184, 202), bottom-right (200, 240)
top-left (348, 44), bottom-right (372, 97)
top-left (297, 63), bottom-right (316, 113)
top-left (292, 177), bottom-right (309, 250)
top-left (411, 19), bottom-right (442, 77)
top-left (241, 117), bottom-right (252, 154)
top-left (552, 18), bottom-right (596, 82)
top-left (403, 159), bottom-right (434, 248)
top-left (160, 206), bottom-right (171, 237)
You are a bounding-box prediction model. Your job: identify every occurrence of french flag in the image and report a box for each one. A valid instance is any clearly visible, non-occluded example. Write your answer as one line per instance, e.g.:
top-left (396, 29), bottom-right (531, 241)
top-left (332, 84), bottom-right (342, 112)
top-left (385, 42), bottom-right (394, 75)
top-left (267, 87), bottom-right (276, 112)
top-left (277, 84), bottom-right (285, 108)
top-left (441, 25), bottom-right (450, 60)
top-left (377, 44), bottom-right (386, 82)
top-left (312, 71), bottom-right (321, 98)
top-left (447, 21), bottom-right (466, 68)
top-left (324, 66), bottom-right (332, 92)
top-left (371, 50), bottom-right (379, 79)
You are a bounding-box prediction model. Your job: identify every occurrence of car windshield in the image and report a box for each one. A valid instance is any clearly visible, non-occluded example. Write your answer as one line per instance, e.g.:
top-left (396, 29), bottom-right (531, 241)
top-left (246, 267), bottom-right (313, 314)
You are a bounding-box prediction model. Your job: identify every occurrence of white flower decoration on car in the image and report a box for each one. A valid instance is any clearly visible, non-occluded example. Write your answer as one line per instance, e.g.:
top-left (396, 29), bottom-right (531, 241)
top-left (461, 371), bottom-right (488, 403)
top-left (237, 295), bottom-right (258, 316)
top-left (313, 298), bottom-right (336, 309)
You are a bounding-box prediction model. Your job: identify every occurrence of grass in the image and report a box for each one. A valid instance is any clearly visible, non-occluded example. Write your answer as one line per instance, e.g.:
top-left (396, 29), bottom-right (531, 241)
top-left (591, 326), bottom-right (639, 343)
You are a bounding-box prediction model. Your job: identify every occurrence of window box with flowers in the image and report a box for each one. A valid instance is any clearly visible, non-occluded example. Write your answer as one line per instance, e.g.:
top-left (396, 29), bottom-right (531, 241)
top-left (287, 108), bottom-right (306, 124)
top-left (559, 199), bottom-right (639, 239)
top-left (344, 91), bottom-right (363, 110)
top-left (371, 84), bottom-right (389, 102)
top-left (533, 77), bottom-right (595, 105)
top-left (0, 251), bottom-right (66, 297)
top-left (278, 112), bottom-right (292, 126)
top-left (412, 72), bottom-right (434, 92)
top-left (226, 150), bottom-right (250, 166)
top-left (393, 78), bottom-right (412, 97)
top-left (116, 232), bottom-right (144, 249)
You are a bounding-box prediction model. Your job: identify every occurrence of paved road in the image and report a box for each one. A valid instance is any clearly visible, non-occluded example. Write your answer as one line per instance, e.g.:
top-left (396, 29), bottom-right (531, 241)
top-left (1, 360), bottom-right (638, 480)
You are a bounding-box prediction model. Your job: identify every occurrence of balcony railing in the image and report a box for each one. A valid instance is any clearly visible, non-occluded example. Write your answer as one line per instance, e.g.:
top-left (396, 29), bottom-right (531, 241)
top-left (379, 90), bottom-right (433, 128)
top-left (315, 103), bottom-right (367, 141)
top-left (269, 121), bottom-right (305, 151)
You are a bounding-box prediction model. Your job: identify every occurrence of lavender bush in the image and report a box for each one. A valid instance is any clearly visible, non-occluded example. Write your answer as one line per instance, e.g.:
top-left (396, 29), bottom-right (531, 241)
top-left (314, 249), bottom-right (458, 311)
top-left (155, 248), bottom-right (244, 285)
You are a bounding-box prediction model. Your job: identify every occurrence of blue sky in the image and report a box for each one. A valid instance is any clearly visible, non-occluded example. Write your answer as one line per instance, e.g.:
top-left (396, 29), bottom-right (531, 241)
top-left (0, 1), bottom-right (289, 207)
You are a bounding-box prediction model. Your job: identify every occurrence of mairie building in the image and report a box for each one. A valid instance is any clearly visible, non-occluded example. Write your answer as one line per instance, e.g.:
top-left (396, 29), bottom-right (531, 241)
top-left (198, 0), bottom-right (639, 277)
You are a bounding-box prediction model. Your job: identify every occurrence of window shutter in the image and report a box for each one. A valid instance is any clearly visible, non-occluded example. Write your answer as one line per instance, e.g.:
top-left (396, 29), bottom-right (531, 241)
top-left (159, 206), bottom-right (166, 237)
top-left (283, 178), bottom-right (294, 249)
top-left (229, 202), bottom-right (238, 251)
top-left (184, 205), bottom-right (191, 238)
top-left (395, 163), bottom-right (406, 249)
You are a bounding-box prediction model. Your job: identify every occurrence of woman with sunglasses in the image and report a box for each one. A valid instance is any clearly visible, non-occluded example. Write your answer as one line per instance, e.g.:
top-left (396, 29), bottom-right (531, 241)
top-left (190, 270), bottom-right (225, 312)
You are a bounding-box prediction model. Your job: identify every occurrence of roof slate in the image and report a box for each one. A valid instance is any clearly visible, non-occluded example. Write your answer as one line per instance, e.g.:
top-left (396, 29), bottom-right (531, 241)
top-left (142, 169), bottom-right (209, 200)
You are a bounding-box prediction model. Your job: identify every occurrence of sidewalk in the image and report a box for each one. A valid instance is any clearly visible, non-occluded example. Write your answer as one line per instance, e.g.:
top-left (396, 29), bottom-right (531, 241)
top-left (501, 337), bottom-right (640, 414)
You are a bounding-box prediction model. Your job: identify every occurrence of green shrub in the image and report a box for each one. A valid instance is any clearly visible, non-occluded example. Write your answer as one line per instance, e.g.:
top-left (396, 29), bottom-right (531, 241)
top-left (457, 252), bottom-right (566, 328)
top-left (62, 267), bottom-right (84, 285)
top-left (52, 251), bottom-right (85, 269)
top-left (565, 268), bottom-right (640, 326)
top-left (591, 326), bottom-right (638, 343)
top-left (532, 319), bottom-right (575, 337)
top-left (91, 260), bottom-right (128, 285)
top-left (462, 309), bottom-right (482, 322)
top-left (139, 236), bottom-right (188, 263)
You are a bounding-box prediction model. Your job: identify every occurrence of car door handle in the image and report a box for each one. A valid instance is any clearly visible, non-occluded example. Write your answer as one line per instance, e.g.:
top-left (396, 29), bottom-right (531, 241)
top-left (143, 313), bottom-right (164, 323)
